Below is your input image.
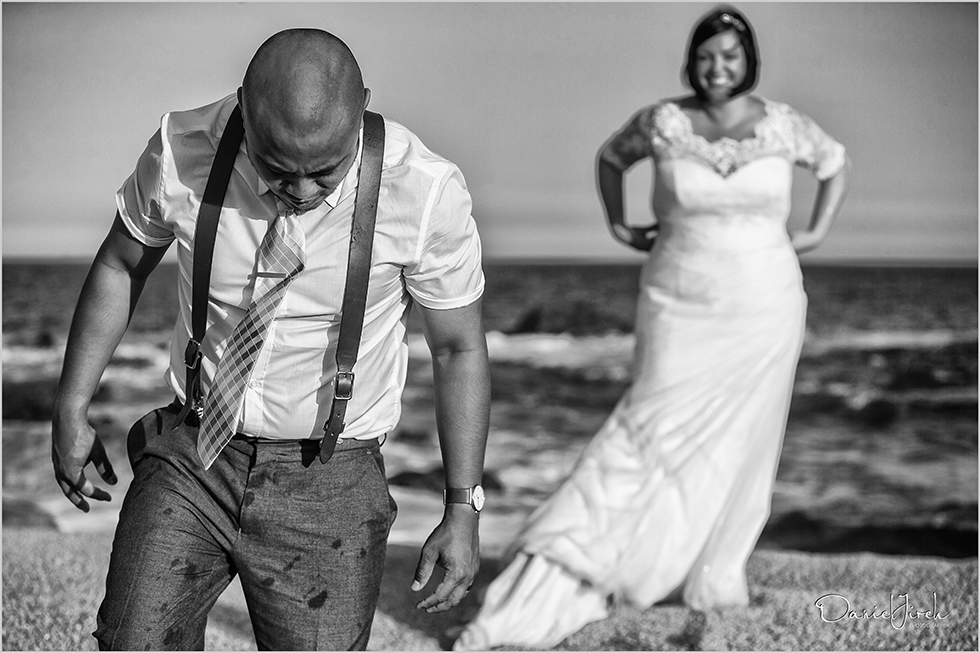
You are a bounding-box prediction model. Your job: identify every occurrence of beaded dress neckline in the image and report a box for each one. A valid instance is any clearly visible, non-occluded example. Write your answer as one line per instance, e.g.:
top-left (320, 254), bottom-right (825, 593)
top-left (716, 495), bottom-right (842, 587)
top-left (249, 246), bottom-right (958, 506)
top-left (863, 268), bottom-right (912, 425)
top-left (655, 99), bottom-right (784, 177)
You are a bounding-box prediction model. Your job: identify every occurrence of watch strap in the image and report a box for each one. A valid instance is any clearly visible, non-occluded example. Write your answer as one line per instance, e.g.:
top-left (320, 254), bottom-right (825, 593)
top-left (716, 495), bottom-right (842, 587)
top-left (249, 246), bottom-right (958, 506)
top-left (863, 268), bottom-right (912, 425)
top-left (444, 488), bottom-right (473, 504)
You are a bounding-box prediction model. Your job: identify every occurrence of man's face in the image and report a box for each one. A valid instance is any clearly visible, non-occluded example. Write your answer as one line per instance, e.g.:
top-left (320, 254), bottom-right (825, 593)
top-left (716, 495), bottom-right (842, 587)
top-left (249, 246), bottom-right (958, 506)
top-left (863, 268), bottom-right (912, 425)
top-left (243, 107), bottom-right (360, 215)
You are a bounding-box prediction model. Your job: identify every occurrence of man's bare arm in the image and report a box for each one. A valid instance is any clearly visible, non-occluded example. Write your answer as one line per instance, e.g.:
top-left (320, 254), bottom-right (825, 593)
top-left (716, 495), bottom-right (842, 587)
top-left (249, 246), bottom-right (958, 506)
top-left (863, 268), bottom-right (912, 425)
top-left (411, 298), bottom-right (490, 612)
top-left (52, 213), bottom-right (170, 511)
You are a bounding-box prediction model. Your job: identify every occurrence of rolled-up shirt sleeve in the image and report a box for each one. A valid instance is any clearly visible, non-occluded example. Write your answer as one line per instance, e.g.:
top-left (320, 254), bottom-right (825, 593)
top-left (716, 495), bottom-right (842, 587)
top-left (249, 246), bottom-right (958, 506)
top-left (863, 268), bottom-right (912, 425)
top-left (115, 127), bottom-right (175, 247)
top-left (404, 165), bottom-right (485, 310)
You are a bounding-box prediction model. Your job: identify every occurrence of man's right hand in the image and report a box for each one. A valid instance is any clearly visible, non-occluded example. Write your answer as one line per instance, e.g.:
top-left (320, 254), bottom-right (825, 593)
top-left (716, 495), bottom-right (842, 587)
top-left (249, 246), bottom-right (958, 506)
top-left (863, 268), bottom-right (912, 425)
top-left (52, 410), bottom-right (117, 512)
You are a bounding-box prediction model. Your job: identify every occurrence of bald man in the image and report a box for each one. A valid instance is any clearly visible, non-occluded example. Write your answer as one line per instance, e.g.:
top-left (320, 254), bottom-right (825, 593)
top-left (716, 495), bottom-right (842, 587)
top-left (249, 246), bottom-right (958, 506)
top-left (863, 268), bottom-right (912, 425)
top-left (52, 29), bottom-right (489, 650)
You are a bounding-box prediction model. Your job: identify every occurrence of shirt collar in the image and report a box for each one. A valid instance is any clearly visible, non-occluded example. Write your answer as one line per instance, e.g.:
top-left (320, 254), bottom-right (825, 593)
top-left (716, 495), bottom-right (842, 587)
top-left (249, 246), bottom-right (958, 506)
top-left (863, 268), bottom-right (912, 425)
top-left (243, 123), bottom-right (365, 211)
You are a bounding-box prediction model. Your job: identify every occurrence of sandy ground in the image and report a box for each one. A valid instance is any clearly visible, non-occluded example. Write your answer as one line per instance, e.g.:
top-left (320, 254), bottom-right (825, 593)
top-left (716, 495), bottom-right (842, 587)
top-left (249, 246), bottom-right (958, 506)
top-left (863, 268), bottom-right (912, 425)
top-left (3, 485), bottom-right (977, 651)
top-left (2, 323), bottom-right (976, 650)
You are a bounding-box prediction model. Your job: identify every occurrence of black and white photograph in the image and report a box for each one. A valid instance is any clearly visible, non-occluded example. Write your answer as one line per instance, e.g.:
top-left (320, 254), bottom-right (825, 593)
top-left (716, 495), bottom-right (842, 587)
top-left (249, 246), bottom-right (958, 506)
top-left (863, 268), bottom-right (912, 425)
top-left (3, 2), bottom-right (977, 650)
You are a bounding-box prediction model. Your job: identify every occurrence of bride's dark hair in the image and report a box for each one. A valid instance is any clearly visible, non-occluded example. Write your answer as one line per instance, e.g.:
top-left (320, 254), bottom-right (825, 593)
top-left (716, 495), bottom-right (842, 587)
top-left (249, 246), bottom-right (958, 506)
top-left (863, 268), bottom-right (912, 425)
top-left (684, 5), bottom-right (760, 100)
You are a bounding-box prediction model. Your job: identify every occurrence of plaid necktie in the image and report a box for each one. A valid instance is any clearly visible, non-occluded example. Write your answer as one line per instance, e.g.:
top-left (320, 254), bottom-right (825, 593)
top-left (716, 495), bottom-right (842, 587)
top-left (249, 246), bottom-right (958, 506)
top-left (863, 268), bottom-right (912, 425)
top-left (197, 210), bottom-right (306, 468)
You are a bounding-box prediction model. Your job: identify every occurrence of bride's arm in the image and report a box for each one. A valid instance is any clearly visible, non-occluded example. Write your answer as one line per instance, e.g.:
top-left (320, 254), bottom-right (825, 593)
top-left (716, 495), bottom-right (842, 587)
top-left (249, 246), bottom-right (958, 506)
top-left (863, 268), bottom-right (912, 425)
top-left (597, 147), bottom-right (657, 252)
top-left (596, 106), bottom-right (661, 252)
top-left (791, 155), bottom-right (851, 254)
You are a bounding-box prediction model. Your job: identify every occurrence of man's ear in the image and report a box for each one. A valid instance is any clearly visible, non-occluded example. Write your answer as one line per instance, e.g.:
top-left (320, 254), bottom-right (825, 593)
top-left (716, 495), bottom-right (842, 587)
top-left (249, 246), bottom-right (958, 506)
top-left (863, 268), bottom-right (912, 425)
top-left (237, 86), bottom-right (244, 106)
top-left (363, 88), bottom-right (372, 111)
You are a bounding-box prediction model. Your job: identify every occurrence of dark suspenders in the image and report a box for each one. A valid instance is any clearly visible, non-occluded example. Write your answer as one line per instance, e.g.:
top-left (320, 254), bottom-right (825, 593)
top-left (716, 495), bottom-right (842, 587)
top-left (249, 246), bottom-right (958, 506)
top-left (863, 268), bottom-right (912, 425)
top-left (319, 110), bottom-right (384, 462)
top-left (178, 104), bottom-right (385, 464)
top-left (177, 105), bottom-right (245, 428)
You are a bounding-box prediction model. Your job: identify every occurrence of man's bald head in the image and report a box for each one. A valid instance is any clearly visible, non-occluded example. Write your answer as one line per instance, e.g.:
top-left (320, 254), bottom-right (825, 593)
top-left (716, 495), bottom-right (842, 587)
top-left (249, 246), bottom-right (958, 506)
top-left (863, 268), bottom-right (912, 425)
top-left (238, 29), bottom-right (370, 214)
top-left (242, 29), bottom-right (365, 138)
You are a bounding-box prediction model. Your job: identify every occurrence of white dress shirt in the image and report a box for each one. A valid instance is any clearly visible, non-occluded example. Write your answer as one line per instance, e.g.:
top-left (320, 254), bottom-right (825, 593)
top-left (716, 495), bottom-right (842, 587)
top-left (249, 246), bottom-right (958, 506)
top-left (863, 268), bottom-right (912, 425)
top-left (117, 93), bottom-right (485, 440)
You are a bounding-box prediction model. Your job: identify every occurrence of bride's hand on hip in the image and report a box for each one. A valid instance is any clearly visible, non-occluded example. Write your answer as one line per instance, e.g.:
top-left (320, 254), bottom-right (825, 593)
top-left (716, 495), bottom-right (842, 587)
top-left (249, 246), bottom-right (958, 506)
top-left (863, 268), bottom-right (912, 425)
top-left (789, 229), bottom-right (823, 254)
top-left (613, 224), bottom-right (658, 252)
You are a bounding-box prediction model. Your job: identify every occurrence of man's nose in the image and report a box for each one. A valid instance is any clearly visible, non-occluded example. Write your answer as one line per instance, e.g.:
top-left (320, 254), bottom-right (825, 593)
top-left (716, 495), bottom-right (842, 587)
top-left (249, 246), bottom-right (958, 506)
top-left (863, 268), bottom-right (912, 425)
top-left (288, 178), bottom-right (319, 200)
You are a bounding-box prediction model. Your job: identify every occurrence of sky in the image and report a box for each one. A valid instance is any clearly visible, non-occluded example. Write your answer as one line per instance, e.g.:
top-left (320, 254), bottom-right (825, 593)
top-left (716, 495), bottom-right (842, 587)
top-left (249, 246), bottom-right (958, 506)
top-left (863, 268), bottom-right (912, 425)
top-left (3, 2), bottom-right (977, 263)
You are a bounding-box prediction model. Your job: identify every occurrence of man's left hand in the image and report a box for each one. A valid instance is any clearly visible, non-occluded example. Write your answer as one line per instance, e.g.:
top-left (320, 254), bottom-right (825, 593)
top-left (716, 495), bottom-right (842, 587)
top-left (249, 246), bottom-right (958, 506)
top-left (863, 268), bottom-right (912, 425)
top-left (411, 506), bottom-right (480, 613)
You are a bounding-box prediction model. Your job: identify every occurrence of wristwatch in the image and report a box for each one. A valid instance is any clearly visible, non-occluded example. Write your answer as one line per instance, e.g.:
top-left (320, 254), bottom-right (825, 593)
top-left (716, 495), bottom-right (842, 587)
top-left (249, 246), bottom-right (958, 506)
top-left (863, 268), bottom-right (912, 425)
top-left (444, 484), bottom-right (485, 513)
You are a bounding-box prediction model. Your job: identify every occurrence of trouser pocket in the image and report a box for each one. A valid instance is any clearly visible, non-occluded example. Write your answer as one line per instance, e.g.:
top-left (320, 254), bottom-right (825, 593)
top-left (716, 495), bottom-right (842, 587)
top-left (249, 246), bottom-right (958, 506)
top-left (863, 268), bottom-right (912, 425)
top-left (367, 445), bottom-right (399, 530)
top-left (126, 401), bottom-right (188, 469)
top-left (126, 409), bottom-right (158, 469)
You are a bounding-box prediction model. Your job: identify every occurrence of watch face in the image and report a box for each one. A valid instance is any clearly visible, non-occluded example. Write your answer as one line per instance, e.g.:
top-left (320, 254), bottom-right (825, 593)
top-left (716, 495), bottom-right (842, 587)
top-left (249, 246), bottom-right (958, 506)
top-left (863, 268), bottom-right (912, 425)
top-left (472, 485), bottom-right (485, 511)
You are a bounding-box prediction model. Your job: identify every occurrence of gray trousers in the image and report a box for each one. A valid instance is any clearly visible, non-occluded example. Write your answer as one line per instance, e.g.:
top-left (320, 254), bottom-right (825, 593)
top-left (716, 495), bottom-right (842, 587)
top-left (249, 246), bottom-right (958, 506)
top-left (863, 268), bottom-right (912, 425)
top-left (95, 402), bottom-right (397, 650)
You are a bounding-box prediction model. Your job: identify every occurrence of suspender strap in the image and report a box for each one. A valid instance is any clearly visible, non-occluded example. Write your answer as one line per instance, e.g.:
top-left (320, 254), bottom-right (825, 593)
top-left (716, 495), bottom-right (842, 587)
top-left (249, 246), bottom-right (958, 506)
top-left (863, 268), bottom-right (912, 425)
top-left (177, 105), bottom-right (244, 426)
top-left (319, 111), bottom-right (385, 463)
top-left (172, 103), bottom-right (383, 459)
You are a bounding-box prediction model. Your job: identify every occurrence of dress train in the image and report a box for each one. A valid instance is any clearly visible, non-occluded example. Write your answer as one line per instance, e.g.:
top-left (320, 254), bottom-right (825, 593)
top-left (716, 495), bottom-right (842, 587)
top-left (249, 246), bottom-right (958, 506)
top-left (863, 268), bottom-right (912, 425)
top-left (453, 552), bottom-right (610, 651)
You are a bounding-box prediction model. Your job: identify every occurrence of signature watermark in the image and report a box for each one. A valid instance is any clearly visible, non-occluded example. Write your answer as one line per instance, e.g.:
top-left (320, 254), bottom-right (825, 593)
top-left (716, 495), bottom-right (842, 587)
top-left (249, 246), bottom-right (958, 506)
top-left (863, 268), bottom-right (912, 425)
top-left (814, 593), bottom-right (950, 629)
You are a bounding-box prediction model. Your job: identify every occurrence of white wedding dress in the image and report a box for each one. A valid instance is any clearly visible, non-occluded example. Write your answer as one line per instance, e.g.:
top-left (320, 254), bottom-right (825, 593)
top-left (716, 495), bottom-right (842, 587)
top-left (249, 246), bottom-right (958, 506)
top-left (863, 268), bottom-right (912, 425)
top-left (456, 98), bottom-right (846, 650)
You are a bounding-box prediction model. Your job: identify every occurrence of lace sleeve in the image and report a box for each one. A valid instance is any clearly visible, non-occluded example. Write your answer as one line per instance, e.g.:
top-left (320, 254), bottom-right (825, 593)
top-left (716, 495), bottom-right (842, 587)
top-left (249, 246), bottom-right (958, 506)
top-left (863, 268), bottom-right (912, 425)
top-left (601, 106), bottom-right (657, 171)
top-left (788, 105), bottom-right (846, 180)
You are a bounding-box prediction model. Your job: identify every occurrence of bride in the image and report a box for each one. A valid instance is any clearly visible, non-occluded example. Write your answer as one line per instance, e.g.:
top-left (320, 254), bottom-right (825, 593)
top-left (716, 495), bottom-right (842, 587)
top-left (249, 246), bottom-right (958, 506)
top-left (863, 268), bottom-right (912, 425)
top-left (454, 5), bottom-right (850, 650)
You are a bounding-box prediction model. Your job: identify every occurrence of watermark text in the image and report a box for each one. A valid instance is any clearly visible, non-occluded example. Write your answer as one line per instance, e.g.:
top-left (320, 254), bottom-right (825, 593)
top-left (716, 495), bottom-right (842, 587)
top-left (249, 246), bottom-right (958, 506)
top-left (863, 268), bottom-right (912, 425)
top-left (814, 593), bottom-right (950, 629)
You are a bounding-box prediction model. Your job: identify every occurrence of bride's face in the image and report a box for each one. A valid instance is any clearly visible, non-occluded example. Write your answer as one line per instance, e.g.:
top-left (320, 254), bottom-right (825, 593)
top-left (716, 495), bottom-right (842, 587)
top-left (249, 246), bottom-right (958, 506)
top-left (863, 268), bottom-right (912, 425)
top-left (695, 30), bottom-right (747, 102)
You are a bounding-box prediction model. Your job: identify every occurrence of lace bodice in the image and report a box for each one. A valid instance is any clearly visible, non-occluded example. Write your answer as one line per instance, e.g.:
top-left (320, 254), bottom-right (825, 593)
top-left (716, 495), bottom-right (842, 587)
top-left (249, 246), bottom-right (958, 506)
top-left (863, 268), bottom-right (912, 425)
top-left (605, 97), bottom-right (846, 180)
top-left (602, 97), bottom-right (846, 251)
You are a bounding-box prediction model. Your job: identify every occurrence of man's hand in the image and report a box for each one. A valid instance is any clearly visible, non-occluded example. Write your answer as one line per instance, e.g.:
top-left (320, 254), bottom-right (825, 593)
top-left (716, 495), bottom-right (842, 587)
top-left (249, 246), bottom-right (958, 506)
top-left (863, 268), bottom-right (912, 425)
top-left (51, 410), bottom-right (117, 512)
top-left (412, 507), bottom-right (480, 613)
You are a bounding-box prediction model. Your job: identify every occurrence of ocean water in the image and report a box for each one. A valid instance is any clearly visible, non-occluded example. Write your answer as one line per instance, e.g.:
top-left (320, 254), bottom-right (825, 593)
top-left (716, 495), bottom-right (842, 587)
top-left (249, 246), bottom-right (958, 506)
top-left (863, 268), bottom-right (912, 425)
top-left (3, 261), bottom-right (977, 556)
top-left (4, 262), bottom-right (977, 339)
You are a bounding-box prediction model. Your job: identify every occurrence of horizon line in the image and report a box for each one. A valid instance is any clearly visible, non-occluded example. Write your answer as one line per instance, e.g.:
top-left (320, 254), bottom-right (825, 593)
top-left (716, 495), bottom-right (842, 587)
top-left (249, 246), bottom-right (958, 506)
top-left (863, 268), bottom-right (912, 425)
top-left (3, 255), bottom-right (978, 269)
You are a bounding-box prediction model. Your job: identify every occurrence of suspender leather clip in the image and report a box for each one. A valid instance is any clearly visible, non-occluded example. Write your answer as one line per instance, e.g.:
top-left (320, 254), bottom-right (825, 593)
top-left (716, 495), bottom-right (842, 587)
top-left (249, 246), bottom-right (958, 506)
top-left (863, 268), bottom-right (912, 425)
top-left (184, 339), bottom-right (203, 370)
top-left (333, 372), bottom-right (355, 400)
top-left (178, 338), bottom-right (204, 426)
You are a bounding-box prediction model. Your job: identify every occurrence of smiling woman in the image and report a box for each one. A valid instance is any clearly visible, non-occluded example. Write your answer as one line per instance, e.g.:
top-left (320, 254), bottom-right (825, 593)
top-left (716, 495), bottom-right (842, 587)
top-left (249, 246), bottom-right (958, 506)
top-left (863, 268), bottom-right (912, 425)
top-left (452, 5), bottom-right (853, 650)
top-left (686, 8), bottom-right (758, 104)
top-left (674, 6), bottom-right (768, 146)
